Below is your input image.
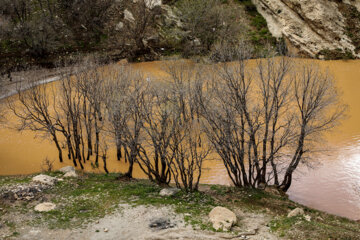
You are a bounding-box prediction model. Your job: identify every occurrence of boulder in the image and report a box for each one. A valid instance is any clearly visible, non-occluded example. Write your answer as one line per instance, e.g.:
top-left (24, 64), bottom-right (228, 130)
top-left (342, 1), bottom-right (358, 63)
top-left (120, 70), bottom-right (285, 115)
top-left (34, 202), bottom-right (56, 212)
top-left (287, 207), bottom-right (304, 217)
top-left (209, 206), bottom-right (237, 231)
top-left (32, 174), bottom-right (57, 186)
top-left (58, 166), bottom-right (75, 174)
top-left (159, 188), bottom-right (180, 197)
top-left (64, 171), bottom-right (78, 178)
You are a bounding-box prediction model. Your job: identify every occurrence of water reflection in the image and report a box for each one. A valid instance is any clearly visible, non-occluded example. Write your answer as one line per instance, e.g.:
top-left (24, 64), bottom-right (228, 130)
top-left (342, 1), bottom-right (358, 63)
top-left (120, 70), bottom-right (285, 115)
top-left (288, 136), bottom-right (360, 220)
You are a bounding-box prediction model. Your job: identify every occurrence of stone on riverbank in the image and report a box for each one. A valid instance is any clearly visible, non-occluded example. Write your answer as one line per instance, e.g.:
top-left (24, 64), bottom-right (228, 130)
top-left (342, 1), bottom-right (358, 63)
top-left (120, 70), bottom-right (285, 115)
top-left (159, 188), bottom-right (180, 197)
top-left (32, 174), bottom-right (57, 186)
top-left (59, 166), bottom-right (75, 174)
top-left (34, 202), bottom-right (56, 212)
top-left (287, 208), bottom-right (304, 218)
top-left (64, 171), bottom-right (78, 178)
top-left (0, 184), bottom-right (45, 201)
top-left (209, 206), bottom-right (237, 231)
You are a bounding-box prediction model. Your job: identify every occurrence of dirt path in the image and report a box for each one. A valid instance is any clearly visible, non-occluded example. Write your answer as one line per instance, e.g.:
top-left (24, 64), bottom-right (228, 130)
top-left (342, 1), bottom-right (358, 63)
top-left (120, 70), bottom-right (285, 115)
top-left (0, 67), bottom-right (72, 100)
top-left (14, 204), bottom-right (278, 240)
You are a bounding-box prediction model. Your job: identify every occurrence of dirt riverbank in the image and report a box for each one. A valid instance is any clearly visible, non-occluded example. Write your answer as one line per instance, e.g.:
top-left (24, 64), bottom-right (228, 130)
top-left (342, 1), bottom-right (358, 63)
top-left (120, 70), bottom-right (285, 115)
top-left (0, 172), bottom-right (359, 240)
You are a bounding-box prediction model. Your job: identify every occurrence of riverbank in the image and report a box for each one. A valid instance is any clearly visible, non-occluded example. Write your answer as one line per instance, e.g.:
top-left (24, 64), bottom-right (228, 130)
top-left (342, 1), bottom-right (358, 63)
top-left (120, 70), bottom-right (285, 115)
top-left (0, 171), bottom-right (359, 240)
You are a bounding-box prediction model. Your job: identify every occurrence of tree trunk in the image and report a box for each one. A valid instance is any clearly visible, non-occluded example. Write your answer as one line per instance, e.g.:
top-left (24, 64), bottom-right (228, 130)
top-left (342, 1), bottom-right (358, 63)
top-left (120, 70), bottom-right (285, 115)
top-left (53, 135), bottom-right (63, 163)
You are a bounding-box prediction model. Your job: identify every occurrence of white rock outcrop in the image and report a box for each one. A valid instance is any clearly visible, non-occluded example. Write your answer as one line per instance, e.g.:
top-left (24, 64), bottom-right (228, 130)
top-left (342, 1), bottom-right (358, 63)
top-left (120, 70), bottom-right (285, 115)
top-left (34, 202), bottom-right (56, 212)
top-left (32, 174), bottom-right (57, 186)
top-left (208, 206), bottom-right (237, 231)
top-left (133, 0), bottom-right (161, 9)
top-left (252, 0), bottom-right (360, 58)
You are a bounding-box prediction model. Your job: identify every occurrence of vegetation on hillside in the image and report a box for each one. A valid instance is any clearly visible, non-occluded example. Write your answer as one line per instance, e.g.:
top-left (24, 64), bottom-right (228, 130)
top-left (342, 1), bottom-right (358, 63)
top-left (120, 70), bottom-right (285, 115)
top-left (0, 0), bottom-right (278, 75)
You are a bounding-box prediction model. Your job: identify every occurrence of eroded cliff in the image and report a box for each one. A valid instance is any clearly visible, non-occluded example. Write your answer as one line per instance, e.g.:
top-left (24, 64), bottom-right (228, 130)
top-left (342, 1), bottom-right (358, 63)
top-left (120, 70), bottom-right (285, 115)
top-left (253, 0), bottom-right (360, 58)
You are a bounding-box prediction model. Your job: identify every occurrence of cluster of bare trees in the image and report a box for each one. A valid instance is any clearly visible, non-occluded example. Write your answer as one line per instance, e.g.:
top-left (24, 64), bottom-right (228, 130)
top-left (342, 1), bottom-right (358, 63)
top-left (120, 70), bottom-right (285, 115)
top-left (8, 50), bottom-right (344, 192)
top-left (8, 61), bottom-right (109, 171)
top-left (199, 49), bottom-right (345, 191)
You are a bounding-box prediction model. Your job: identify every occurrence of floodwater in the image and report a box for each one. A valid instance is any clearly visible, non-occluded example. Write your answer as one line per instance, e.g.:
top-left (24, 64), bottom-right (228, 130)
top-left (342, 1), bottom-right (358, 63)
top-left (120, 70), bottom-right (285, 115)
top-left (0, 59), bottom-right (360, 220)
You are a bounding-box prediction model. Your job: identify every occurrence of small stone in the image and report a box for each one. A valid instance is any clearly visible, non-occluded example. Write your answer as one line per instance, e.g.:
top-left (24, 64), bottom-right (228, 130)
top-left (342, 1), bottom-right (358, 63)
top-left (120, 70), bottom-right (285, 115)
top-left (64, 171), bottom-right (78, 178)
top-left (209, 206), bottom-right (237, 231)
top-left (34, 202), bottom-right (56, 212)
top-left (59, 166), bottom-right (75, 174)
top-left (149, 218), bottom-right (175, 230)
top-left (159, 188), bottom-right (180, 197)
top-left (304, 215), bottom-right (312, 222)
top-left (115, 22), bottom-right (124, 31)
top-left (25, 196), bottom-right (34, 201)
top-left (287, 208), bottom-right (304, 218)
top-left (104, 228), bottom-right (108, 232)
top-left (124, 9), bottom-right (135, 22)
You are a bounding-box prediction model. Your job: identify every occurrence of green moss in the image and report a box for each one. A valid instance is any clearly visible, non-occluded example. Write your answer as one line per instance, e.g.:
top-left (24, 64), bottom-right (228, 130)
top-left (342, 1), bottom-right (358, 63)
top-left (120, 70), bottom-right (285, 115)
top-left (0, 175), bottom-right (33, 187)
top-left (236, 0), bottom-right (277, 53)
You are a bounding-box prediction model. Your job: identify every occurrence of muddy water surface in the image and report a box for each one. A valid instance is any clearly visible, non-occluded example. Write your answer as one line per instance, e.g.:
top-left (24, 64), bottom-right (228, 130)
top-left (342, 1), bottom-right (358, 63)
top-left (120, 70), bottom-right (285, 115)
top-left (0, 59), bottom-right (360, 220)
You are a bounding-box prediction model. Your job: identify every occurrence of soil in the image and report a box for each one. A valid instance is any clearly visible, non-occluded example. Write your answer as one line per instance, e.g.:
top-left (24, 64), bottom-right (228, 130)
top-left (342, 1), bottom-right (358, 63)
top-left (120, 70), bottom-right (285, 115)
top-left (4, 204), bottom-right (278, 240)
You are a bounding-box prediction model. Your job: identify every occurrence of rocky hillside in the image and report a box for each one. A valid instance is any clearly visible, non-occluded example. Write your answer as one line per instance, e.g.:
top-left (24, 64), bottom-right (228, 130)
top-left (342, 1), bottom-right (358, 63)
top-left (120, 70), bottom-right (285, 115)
top-left (0, 0), bottom-right (275, 73)
top-left (252, 0), bottom-right (360, 59)
top-left (1, 0), bottom-right (360, 74)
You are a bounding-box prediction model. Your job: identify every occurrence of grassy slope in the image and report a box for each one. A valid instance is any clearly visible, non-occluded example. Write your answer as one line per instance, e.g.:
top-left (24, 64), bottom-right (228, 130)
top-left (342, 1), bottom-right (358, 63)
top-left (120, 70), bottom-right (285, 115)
top-left (1, 172), bottom-right (360, 239)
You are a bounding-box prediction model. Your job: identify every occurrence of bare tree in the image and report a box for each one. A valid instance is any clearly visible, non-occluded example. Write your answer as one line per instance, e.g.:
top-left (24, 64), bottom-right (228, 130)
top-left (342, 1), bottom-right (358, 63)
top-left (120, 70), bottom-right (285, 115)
top-left (161, 60), bottom-right (211, 191)
top-left (7, 78), bottom-right (64, 163)
top-left (105, 65), bottom-right (148, 178)
top-left (136, 83), bottom-right (176, 184)
top-left (199, 46), bottom-right (345, 191)
top-left (278, 63), bottom-right (345, 191)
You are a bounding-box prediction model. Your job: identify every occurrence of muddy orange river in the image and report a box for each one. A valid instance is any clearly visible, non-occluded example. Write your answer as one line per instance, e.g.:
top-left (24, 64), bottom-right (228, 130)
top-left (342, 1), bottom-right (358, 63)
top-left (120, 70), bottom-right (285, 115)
top-left (1, 59), bottom-right (360, 220)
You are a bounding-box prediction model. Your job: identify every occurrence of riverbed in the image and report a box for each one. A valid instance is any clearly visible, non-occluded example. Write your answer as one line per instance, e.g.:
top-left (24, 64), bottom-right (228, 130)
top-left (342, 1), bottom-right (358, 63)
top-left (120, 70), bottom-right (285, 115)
top-left (0, 59), bottom-right (359, 220)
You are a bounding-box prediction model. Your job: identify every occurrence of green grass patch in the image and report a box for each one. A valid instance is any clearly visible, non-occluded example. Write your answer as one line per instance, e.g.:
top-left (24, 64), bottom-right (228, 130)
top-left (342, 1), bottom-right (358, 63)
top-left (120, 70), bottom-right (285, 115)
top-left (26, 173), bottom-right (217, 230)
top-left (1, 173), bottom-right (360, 239)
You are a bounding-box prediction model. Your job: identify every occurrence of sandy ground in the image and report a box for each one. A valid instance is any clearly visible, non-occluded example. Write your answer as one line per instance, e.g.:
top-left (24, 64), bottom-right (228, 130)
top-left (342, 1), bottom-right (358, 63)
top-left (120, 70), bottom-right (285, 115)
top-left (11, 204), bottom-right (278, 240)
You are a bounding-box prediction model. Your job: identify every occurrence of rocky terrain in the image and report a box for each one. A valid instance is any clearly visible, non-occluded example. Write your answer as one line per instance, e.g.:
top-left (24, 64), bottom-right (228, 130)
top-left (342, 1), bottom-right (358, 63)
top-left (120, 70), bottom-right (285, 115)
top-left (252, 0), bottom-right (360, 59)
top-left (0, 170), bottom-right (360, 240)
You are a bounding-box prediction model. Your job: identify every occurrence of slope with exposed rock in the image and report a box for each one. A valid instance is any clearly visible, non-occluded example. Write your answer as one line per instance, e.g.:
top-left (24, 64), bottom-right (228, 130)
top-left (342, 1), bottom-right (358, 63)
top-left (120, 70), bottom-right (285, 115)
top-left (252, 0), bottom-right (360, 59)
